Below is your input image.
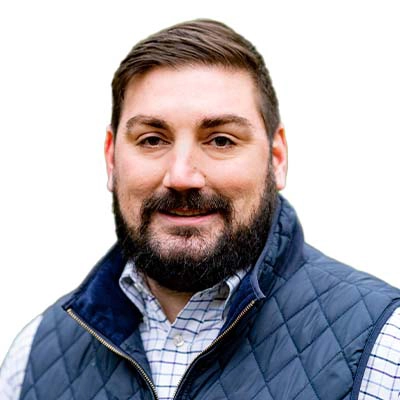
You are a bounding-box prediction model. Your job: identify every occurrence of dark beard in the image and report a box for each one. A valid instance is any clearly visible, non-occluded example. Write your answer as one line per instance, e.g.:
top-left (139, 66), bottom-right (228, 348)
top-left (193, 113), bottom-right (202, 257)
top-left (113, 168), bottom-right (277, 293)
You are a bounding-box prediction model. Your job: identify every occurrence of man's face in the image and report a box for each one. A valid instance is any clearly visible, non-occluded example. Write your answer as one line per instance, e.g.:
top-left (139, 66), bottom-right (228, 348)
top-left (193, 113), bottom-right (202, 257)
top-left (105, 66), bottom-right (287, 291)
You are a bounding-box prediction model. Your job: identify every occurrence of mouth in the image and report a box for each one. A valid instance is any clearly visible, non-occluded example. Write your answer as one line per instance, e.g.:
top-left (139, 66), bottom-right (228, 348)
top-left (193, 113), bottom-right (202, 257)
top-left (162, 209), bottom-right (214, 217)
top-left (156, 208), bottom-right (219, 226)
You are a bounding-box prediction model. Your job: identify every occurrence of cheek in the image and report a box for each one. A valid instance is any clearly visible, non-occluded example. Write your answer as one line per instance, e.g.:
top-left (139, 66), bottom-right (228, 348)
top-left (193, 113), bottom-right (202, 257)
top-left (114, 154), bottom-right (165, 196)
top-left (114, 184), bottom-right (143, 226)
top-left (114, 164), bottom-right (164, 224)
top-left (208, 149), bottom-right (268, 194)
top-left (209, 164), bottom-right (268, 215)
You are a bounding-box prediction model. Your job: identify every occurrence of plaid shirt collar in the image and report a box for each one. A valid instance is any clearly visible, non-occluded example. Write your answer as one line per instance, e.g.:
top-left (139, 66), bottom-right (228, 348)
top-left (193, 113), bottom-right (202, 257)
top-left (119, 260), bottom-right (248, 329)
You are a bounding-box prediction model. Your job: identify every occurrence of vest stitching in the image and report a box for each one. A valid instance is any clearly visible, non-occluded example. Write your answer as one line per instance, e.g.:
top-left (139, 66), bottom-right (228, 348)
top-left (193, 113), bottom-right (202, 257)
top-left (282, 272), bottom-right (342, 320)
top-left (248, 381), bottom-right (274, 400)
top-left (27, 360), bottom-right (40, 400)
top-left (21, 307), bottom-right (86, 399)
top-left (24, 310), bottom-right (81, 400)
top-left (293, 304), bottom-right (382, 400)
top-left (255, 297), bottom-right (319, 398)
top-left (304, 267), bottom-right (352, 387)
top-left (29, 317), bottom-right (131, 400)
top-left (264, 284), bottom-right (378, 398)
top-left (353, 285), bottom-right (374, 327)
top-left (53, 310), bottom-right (79, 400)
top-left (29, 308), bottom-right (150, 400)
top-left (310, 262), bottom-right (389, 302)
top-left (83, 347), bottom-right (127, 400)
top-left (53, 339), bottom-right (127, 400)
top-left (22, 319), bottom-right (88, 396)
top-left (90, 343), bottom-right (114, 400)
top-left (303, 268), bottom-right (379, 335)
top-left (271, 296), bottom-right (321, 399)
top-left (217, 376), bottom-right (231, 400)
top-left (253, 277), bottom-right (343, 350)
top-left (26, 311), bottom-right (68, 350)
top-left (314, 292), bottom-right (372, 346)
top-left (244, 337), bottom-right (279, 399)
top-left (268, 254), bottom-right (311, 296)
top-left (88, 341), bottom-right (146, 400)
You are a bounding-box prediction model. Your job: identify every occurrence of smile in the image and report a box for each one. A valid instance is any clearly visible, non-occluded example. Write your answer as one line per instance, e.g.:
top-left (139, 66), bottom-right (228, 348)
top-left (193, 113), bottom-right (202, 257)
top-left (163, 209), bottom-right (213, 217)
top-left (156, 209), bottom-right (218, 225)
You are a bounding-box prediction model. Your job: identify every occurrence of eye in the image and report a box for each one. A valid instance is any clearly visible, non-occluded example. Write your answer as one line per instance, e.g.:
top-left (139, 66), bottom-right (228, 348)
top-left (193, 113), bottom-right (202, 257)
top-left (209, 136), bottom-right (235, 148)
top-left (138, 135), bottom-right (168, 147)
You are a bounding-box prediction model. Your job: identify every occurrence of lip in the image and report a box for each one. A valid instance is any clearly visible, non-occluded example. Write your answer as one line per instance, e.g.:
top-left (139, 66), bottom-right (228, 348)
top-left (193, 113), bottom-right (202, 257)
top-left (164, 209), bottom-right (210, 217)
top-left (155, 210), bottom-right (218, 226)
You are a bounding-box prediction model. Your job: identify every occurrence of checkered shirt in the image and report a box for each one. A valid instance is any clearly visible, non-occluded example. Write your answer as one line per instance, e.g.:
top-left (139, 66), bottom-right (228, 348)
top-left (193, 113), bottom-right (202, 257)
top-left (359, 307), bottom-right (400, 399)
top-left (2, 274), bottom-right (400, 399)
top-left (119, 261), bottom-right (247, 400)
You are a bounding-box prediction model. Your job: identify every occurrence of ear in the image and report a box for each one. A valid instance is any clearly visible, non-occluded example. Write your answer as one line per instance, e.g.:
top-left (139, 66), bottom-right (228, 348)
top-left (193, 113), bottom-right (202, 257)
top-left (104, 126), bottom-right (115, 192)
top-left (271, 124), bottom-right (288, 191)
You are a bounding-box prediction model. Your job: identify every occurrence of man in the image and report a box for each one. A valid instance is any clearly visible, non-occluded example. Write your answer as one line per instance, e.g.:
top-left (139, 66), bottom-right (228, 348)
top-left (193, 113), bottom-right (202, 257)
top-left (1, 18), bottom-right (400, 400)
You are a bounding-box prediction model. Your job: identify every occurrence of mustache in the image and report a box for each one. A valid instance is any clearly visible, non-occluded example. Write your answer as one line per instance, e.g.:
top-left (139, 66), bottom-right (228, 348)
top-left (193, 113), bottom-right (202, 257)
top-left (141, 189), bottom-right (232, 218)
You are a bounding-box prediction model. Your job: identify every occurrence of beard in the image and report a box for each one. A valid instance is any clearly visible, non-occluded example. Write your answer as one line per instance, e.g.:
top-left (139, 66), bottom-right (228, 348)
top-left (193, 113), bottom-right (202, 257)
top-left (113, 167), bottom-right (277, 293)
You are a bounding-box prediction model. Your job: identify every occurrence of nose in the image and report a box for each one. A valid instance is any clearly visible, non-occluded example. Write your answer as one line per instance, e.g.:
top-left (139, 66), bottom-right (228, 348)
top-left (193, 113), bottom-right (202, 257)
top-left (162, 144), bottom-right (206, 191)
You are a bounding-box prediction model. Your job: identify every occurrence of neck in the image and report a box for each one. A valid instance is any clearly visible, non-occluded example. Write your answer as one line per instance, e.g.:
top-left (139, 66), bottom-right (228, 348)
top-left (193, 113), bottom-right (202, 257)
top-left (146, 277), bottom-right (193, 323)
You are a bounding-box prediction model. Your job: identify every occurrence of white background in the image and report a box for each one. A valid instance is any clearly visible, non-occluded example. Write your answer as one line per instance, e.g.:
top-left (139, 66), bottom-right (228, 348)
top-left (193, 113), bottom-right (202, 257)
top-left (1, 0), bottom-right (400, 363)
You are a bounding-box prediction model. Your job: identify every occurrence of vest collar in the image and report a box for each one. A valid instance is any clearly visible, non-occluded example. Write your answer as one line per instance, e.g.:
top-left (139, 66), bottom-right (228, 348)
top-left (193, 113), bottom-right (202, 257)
top-left (223, 195), bottom-right (306, 327)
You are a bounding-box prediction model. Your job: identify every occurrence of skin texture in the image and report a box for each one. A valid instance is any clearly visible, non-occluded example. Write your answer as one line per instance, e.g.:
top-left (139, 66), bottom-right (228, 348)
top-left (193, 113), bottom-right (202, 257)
top-left (105, 65), bottom-right (287, 320)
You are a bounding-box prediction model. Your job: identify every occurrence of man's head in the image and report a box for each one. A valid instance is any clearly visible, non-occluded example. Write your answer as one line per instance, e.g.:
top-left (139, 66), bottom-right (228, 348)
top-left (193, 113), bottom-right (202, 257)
top-left (111, 19), bottom-right (280, 142)
top-left (105, 20), bottom-right (288, 293)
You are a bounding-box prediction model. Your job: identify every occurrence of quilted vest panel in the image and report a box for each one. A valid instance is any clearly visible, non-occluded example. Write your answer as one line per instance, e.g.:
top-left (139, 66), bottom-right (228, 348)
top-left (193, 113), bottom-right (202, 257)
top-left (19, 301), bottom-right (154, 400)
top-left (20, 197), bottom-right (400, 400)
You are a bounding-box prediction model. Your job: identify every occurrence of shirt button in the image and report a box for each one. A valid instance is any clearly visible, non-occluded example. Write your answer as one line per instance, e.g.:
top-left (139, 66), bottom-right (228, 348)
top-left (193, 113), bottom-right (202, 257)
top-left (173, 334), bottom-right (185, 347)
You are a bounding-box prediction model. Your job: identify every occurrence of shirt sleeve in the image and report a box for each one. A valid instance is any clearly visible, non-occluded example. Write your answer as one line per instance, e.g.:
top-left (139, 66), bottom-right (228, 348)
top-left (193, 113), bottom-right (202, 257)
top-left (359, 307), bottom-right (400, 399)
top-left (0, 316), bottom-right (42, 400)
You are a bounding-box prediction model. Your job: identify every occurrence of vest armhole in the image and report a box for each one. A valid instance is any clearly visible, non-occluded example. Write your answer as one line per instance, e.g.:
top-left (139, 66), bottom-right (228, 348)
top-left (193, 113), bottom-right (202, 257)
top-left (350, 299), bottom-right (400, 399)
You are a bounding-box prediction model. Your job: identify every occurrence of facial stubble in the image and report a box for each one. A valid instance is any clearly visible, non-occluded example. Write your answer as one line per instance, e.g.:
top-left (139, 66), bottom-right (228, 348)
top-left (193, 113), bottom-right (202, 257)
top-left (113, 166), bottom-right (277, 293)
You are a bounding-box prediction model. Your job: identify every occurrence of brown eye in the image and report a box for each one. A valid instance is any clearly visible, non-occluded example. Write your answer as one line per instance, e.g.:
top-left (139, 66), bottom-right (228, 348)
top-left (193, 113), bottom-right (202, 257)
top-left (140, 136), bottom-right (167, 146)
top-left (211, 136), bottom-right (234, 147)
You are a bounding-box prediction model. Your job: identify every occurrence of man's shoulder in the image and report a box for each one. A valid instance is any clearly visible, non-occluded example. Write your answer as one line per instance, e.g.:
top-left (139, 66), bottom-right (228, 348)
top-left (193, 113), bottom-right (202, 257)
top-left (31, 293), bottom-right (91, 350)
top-left (0, 316), bottom-right (43, 400)
top-left (302, 243), bottom-right (400, 298)
top-left (266, 240), bottom-right (400, 341)
top-left (250, 243), bottom-right (400, 398)
top-left (16, 296), bottom-right (101, 399)
top-left (288, 243), bottom-right (400, 336)
top-left (0, 290), bottom-right (86, 399)
top-left (272, 197), bottom-right (400, 301)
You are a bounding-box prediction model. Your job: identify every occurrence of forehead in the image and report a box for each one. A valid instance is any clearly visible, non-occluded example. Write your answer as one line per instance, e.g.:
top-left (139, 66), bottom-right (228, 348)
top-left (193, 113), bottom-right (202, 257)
top-left (118, 65), bottom-right (265, 132)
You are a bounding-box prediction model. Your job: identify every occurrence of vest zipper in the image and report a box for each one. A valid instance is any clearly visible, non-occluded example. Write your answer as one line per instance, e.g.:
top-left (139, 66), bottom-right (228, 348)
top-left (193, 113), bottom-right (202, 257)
top-left (67, 299), bottom-right (256, 400)
top-left (172, 299), bottom-right (256, 399)
top-left (66, 308), bottom-right (159, 400)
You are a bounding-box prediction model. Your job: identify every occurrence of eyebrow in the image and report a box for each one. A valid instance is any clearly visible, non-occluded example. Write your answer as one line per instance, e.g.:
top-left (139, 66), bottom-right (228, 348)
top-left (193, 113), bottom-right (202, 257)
top-left (125, 113), bottom-right (254, 132)
top-left (199, 114), bottom-right (254, 130)
top-left (125, 115), bottom-right (171, 131)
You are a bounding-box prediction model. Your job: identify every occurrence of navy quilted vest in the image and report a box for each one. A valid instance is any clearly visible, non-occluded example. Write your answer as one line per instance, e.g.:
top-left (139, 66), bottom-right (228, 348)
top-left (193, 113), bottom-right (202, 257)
top-left (20, 197), bottom-right (400, 399)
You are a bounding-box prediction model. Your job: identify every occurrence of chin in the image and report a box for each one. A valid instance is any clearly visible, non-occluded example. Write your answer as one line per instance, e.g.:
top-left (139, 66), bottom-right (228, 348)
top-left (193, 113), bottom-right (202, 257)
top-left (152, 236), bottom-right (217, 260)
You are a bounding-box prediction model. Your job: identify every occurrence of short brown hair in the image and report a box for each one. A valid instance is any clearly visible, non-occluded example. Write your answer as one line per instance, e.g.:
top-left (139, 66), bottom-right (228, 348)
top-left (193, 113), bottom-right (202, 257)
top-left (111, 19), bottom-right (280, 140)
